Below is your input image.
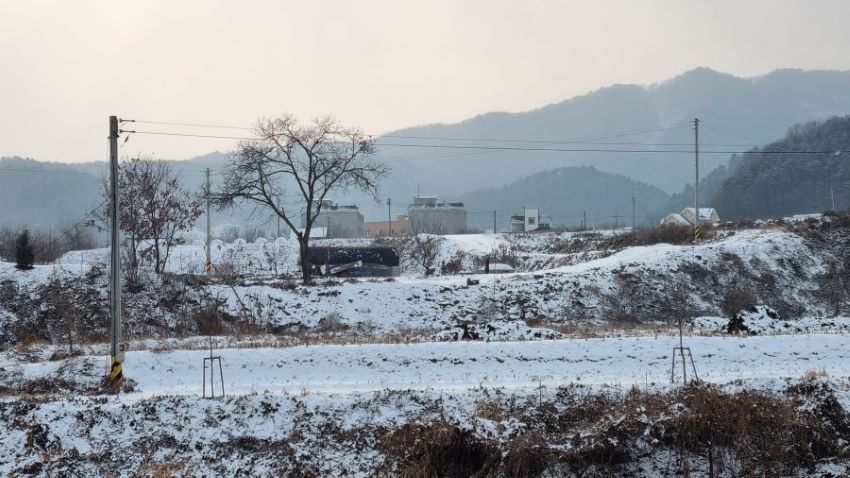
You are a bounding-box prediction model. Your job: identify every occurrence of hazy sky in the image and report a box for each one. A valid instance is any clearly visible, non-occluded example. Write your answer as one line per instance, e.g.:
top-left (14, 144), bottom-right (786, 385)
top-left (2, 0), bottom-right (850, 163)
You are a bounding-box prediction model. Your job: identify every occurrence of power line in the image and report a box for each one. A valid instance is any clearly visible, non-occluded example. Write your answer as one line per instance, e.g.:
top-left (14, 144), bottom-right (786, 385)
top-left (122, 130), bottom-right (845, 156)
top-left (0, 167), bottom-right (94, 176)
top-left (126, 121), bottom-right (746, 147)
top-left (125, 119), bottom-right (695, 144)
top-left (129, 120), bottom-right (252, 131)
top-left (379, 124), bottom-right (694, 145)
top-left (375, 142), bottom-right (846, 156)
top-left (699, 121), bottom-right (765, 143)
top-left (122, 130), bottom-right (252, 141)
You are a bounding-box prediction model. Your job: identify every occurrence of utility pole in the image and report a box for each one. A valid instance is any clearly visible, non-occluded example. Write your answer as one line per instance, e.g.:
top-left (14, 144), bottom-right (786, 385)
top-left (583, 210), bottom-right (587, 231)
top-left (205, 168), bottom-right (212, 275)
top-left (493, 210), bottom-right (497, 234)
top-left (611, 209), bottom-right (623, 230)
top-left (108, 115), bottom-right (124, 389)
top-left (632, 196), bottom-right (636, 231)
top-left (694, 118), bottom-right (700, 242)
top-left (831, 185), bottom-right (836, 211)
top-left (387, 198), bottom-right (392, 237)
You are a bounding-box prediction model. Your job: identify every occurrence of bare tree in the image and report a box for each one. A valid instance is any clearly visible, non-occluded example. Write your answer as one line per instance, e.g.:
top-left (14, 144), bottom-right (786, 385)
top-left (103, 157), bottom-right (202, 276)
top-left (215, 115), bottom-right (386, 284)
top-left (409, 234), bottom-right (444, 276)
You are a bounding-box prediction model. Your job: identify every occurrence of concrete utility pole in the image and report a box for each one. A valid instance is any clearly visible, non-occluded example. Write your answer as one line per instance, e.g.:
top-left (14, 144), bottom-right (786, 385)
top-left (632, 196), bottom-right (636, 231)
top-left (694, 118), bottom-right (700, 242)
top-left (108, 115), bottom-right (124, 388)
top-left (387, 198), bottom-right (392, 236)
top-left (832, 185), bottom-right (836, 211)
top-left (493, 210), bottom-right (497, 234)
top-left (205, 168), bottom-right (212, 274)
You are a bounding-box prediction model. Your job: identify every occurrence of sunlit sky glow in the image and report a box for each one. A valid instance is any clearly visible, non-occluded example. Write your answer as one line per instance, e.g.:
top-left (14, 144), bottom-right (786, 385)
top-left (2, 0), bottom-right (849, 162)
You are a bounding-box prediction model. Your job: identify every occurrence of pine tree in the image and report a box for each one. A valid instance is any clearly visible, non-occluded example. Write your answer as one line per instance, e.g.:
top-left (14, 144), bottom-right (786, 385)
top-left (14, 229), bottom-right (35, 270)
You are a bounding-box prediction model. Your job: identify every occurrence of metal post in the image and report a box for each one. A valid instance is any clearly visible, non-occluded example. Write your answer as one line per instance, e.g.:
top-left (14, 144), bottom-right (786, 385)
top-left (108, 115), bottom-right (124, 388)
top-left (205, 168), bottom-right (212, 274)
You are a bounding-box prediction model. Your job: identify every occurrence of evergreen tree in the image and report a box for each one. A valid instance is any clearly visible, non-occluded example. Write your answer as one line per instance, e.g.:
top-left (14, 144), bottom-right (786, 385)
top-left (14, 229), bottom-right (35, 270)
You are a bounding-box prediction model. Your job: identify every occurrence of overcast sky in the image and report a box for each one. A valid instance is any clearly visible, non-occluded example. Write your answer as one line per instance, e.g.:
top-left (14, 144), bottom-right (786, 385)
top-left (2, 0), bottom-right (850, 163)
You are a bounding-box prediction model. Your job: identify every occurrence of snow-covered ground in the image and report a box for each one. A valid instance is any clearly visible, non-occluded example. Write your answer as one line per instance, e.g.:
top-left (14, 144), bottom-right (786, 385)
top-left (4, 334), bottom-right (849, 397)
top-left (4, 222), bottom-right (850, 476)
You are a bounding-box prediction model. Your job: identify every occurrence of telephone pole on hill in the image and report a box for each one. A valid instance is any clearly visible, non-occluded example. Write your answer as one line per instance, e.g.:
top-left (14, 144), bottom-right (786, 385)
top-left (493, 210), bottom-right (497, 234)
top-left (387, 198), bottom-right (392, 236)
top-left (205, 168), bottom-right (212, 274)
top-left (831, 185), bottom-right (836, 211)
top-left (632, 196), bottom-right (636, 231)
top-left (108, 115), bottom-right (124, 389)
top-left (694, 118), bottom-right (700, 242)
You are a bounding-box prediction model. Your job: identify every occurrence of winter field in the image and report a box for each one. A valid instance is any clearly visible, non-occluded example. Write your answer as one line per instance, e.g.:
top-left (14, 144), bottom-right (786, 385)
top-left (3, 217), bottom-right (850, 476)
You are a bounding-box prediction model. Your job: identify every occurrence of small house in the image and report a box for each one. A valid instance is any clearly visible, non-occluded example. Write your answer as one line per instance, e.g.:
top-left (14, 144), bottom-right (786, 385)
top-left (508, 208), bottom-right (552, 233)
top-left (660, 208), bottom-right (720, 226)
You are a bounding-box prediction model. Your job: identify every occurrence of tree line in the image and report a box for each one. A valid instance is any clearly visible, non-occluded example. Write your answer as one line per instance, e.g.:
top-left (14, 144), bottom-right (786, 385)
top-left (3, 114), bottom-right (387, 285)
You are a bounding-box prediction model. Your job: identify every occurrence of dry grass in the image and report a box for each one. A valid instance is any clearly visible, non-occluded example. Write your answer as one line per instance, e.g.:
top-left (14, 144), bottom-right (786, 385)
top-left (378, 420), bottom-right (498, 478)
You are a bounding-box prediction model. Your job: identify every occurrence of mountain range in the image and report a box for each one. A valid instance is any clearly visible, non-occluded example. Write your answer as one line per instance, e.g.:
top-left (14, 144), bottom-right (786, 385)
top-left (3, 67), bottom-right (850, 230)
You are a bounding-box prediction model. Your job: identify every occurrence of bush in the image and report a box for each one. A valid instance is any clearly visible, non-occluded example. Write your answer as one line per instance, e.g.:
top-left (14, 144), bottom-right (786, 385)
top-left (379, 420), bottom-right (497, 477)
top-left (720, 286), bottom-right (758, 317)
top-left (14, 229), bottom-right (35, 270)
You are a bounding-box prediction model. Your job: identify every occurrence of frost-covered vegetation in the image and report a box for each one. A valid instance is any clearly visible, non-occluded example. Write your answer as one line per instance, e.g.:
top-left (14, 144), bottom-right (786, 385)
top-left (3, 214), bottom-right (850, 476)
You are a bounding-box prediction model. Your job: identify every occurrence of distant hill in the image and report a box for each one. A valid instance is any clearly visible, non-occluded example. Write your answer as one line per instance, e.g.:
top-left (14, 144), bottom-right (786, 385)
top-left (705, 116), bottom-right (850, 219)
top-left (0, 157), bottom-right (102, 230)
top-left (458, 166), bottom-right (670, 230)
top-left (5, 67), bottom-right (850, 229)
top-left (0, 153), bottom-right (271, 236)
top-left (357, 67), bottom-right (850, 220)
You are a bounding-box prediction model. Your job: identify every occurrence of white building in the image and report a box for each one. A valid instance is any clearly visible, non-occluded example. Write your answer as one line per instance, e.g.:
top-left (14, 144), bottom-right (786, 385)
top-left (407, 196), bottom-right (467, 234)
top-left (660, 207), bottom-right (720, 226)
top-left (508, 208), bottom-right (552, 233)
top-left (301, 200), bottom-right (366, 238)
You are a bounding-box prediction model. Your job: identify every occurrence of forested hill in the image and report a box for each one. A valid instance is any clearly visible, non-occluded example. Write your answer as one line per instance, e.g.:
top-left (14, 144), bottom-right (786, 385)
top-left (682, 116), bottom-right (850, 220)
top-left (458, 166), bottom-right (670, 230)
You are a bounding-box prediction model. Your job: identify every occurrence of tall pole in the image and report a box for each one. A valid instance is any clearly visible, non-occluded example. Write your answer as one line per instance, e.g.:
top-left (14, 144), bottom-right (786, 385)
top-left (632, 196), bottom-right (636, 231)
top-left (108, 116), bottom-right (124, 388)
top-left (493, 210), bottom-right (497, 234)
top-left (694, 118), bottom-right (700, 242)
top-left (583, 210), bottom-right (587, 231)
top-left (831, 185), bottom-right (836, 211)
top-left (205, 168), bottom-right (212, 274)
top-left (387, 198), bottom-right (392, 237)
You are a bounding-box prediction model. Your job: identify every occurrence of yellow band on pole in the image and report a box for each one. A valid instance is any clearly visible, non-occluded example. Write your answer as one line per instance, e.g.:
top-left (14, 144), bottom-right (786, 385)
top-left (110, 357), bottom-right (123, 383)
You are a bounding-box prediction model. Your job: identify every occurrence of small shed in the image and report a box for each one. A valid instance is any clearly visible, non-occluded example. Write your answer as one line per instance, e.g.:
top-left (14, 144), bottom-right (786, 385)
top-left (307, 246), bottom-right (400, 277)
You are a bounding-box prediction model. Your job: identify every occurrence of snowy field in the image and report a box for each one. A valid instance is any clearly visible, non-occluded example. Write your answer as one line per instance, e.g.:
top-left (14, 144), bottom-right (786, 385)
top-left (5, 334), bottom-right (849, 397)
top-left (4, 221), bottom-right (850, 476)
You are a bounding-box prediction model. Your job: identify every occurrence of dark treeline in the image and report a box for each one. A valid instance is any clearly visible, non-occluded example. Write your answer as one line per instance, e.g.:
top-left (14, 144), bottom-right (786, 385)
top-left (662, 115), bottom-right (850, 221)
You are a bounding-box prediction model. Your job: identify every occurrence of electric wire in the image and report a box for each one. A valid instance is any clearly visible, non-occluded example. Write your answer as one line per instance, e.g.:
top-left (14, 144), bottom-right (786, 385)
top-left (121, 130), bottom-right (844, 156)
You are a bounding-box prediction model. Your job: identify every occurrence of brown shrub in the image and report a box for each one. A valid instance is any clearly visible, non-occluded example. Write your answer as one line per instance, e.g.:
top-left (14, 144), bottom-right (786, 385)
top-left (503, 432), bottom-right (550, 478)
top-left (378, 420), bottom-right (497, 477)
